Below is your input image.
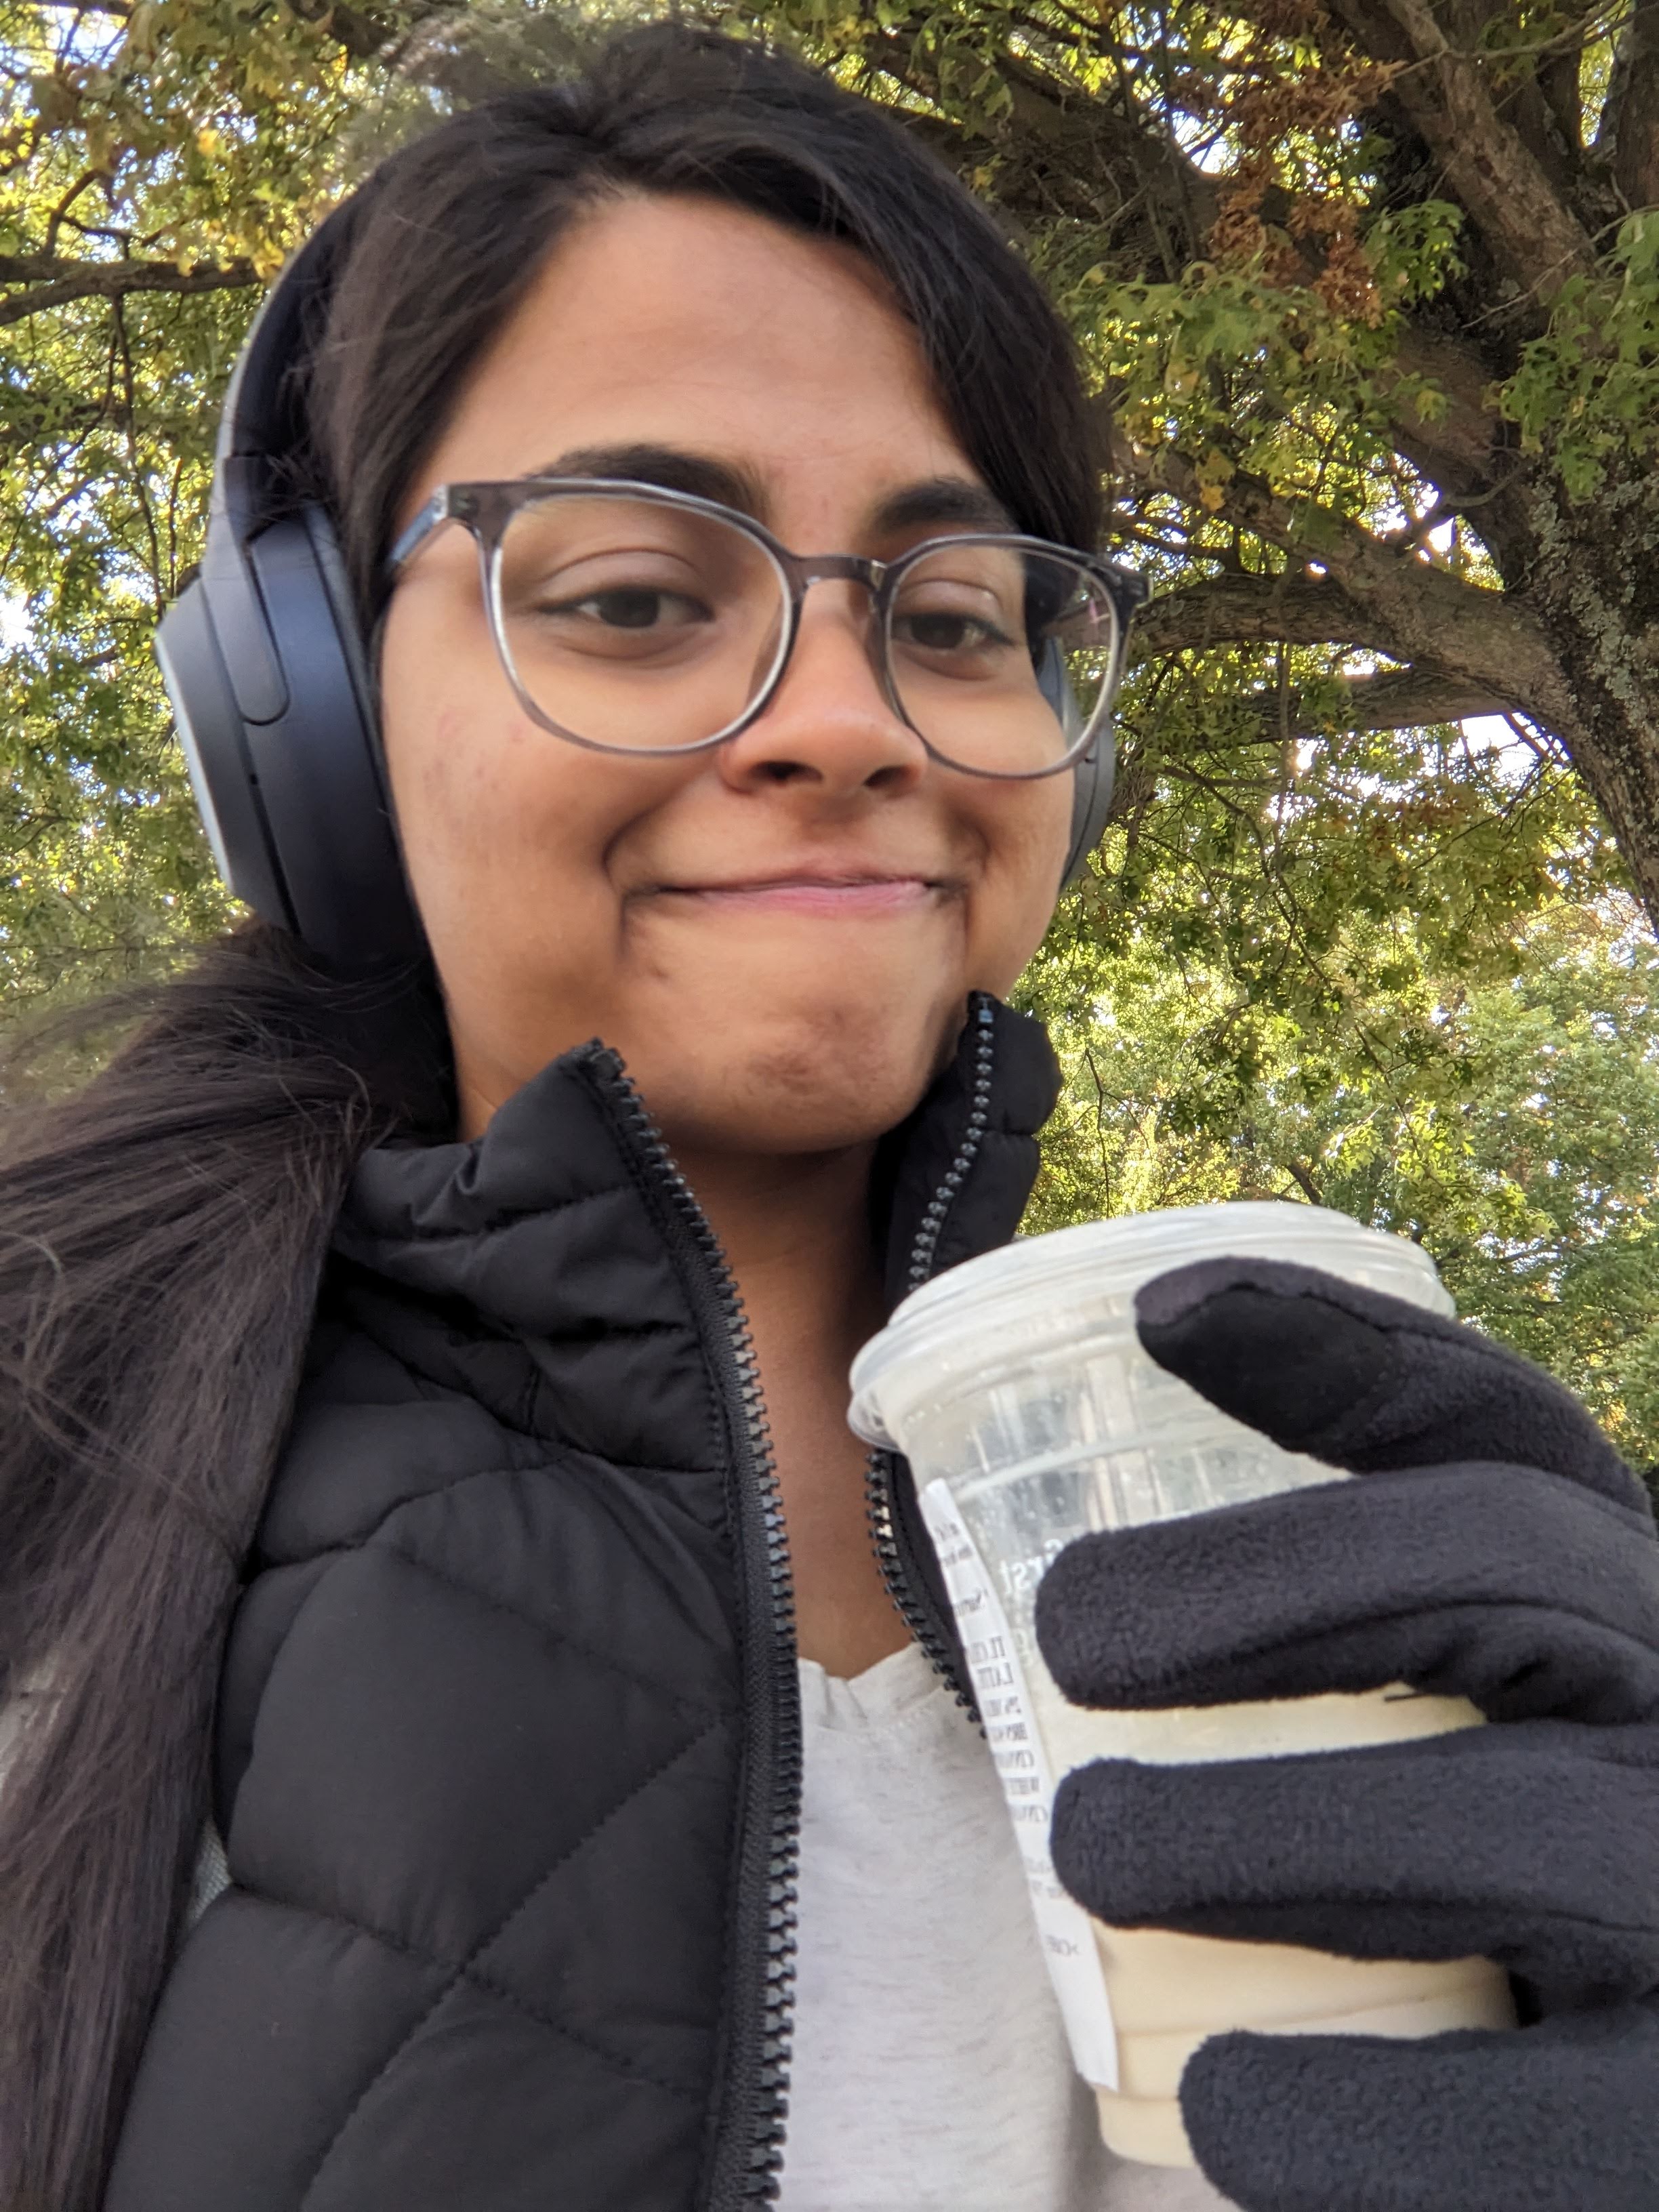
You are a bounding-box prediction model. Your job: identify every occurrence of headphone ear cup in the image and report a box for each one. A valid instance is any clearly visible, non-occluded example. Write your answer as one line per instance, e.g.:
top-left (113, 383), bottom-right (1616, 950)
top-left (298, 503), bottom-right (380, 747)
top-left (1064, 733), bottom-right (1117, 886)
top-left (233, 508), bottom-right (424, 968)
top-left (159, 487), bottom-right (424, 971)
top-left (1036, 640), bottom-right (1117, 886)
top-left (156, 576), bottom-right (296, 931)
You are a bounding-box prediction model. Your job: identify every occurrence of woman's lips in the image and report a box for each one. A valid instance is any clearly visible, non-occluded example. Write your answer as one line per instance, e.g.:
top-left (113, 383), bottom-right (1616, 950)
top-left (661, 876), bottom-right (940, 916)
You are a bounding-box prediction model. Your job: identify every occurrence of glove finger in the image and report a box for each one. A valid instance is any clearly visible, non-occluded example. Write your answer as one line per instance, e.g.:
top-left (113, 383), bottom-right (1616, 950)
top-left (1134, 1254), bottom-right (1645, 1509)
top-left (1049, 1721), bottom-right (1659, 2011)
top-left (1181, 2003), bottom-right (1659, 2212)
top-left (1033, 1460), bottom-right (1659, 1723)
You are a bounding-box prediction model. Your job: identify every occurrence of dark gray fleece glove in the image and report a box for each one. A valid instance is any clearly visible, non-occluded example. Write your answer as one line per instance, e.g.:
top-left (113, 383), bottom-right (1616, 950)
top-left (1031, 1254), bottom-right (1659, 2212)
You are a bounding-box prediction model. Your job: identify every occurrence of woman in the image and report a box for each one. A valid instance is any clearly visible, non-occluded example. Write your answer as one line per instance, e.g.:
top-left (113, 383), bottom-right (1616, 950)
top-left (3, 26), bottom-right (1657, 2212)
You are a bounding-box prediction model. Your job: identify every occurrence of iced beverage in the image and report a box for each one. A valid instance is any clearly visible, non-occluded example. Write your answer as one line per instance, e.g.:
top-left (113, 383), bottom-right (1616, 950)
top-left (848, 1202), bottom-right (1515, 2169)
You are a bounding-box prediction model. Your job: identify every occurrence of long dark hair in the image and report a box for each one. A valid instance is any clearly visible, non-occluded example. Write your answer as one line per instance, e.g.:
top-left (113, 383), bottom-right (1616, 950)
top-left (0, 26), bottom-right (1102, 2208)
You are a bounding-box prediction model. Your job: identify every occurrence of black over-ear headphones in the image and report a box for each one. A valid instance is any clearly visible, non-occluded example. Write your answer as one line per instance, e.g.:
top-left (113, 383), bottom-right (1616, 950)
top-left (157, 211), bottom-right (1117, 969)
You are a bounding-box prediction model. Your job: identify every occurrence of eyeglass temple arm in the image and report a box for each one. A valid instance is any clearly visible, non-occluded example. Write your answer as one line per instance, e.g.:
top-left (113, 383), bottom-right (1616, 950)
top-left (1094, 556), bottom-right (1150, 612)
top-left (384, 491), bottom-right (451, 578)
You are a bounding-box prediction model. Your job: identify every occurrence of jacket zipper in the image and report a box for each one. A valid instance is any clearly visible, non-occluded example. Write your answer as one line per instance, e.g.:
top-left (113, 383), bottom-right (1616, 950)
top-left (579, 1050), bottom-right (800, 2208)
top-left (865, 994), bottom-right (998, 1715)
top-left (581, 989), bottom-right (996, 2200)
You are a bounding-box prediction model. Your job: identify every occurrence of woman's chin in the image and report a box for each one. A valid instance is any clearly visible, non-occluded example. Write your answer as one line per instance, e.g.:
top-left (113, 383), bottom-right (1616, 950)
top-left (629, 998), bottom-right (956, 1160)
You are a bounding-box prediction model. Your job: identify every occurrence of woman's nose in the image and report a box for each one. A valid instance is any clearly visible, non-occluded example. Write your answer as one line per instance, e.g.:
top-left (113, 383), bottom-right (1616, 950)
top-left (717, 586), bottom-right (927, 799)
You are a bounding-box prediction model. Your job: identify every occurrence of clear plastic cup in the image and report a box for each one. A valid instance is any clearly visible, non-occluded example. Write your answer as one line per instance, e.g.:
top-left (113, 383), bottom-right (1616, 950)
top-left (848, 1202), bottom-right (1515, 2168)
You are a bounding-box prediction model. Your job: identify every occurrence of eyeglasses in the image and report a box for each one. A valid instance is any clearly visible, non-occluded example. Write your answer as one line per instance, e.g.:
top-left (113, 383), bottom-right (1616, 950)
top-left (386, 478), bottom-right (1148, 779)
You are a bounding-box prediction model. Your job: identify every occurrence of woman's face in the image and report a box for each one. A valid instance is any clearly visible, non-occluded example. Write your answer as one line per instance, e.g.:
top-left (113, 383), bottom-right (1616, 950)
top-left (380, 193), bottom-right (1072, 1152)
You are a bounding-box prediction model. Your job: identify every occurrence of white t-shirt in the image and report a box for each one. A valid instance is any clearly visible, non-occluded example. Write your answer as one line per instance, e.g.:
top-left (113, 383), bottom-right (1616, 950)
top-left (777, 1641), bottom-right (1237, 2212)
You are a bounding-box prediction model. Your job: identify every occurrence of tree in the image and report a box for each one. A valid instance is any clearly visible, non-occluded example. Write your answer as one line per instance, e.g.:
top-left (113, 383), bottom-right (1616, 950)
top-left (1021, 884), bottom-right (1659, 1466)
top-left (2, 0), bottom-right (1659, 1435)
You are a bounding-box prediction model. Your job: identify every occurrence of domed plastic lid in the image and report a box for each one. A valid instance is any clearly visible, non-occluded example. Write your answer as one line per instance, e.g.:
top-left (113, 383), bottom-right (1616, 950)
top-left (848, 1200), bottom-right (1452, 1450)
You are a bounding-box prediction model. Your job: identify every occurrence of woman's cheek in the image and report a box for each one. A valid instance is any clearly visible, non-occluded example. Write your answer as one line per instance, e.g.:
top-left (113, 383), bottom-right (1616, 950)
top-left (964, 790), bottom-right (1072, 991)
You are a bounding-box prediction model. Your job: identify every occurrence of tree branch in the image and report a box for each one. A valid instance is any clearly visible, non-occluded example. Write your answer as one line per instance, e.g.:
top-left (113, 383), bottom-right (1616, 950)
top-left (872, 25), bottom-right (1220, 280)
top-left (1122, 443), bottom-right (1576, 727)
top-left (42, 173), bottom-right (100, 264)
top-left (1376, 320), bottom-right (1509, 487)
top-left (1536, 41), bottom-right (1587, 156)
top-left (0, 255), bottom-right (256, 328)
top-left (997, 35), bottom-right (1222, 244)
top-left (1497, 47), bottom-right (1586, 200)
top-left (1595, 0), bottom-right (1659, 209)
top-left (1247, 663), bottom-right (1518, 738)
top-left (1325, 0), bottom-right (1599, 304)
top-left (1130, 574), bottom-right (1375, 662)
top-left (279, 0), bottom-right (438, 64)
top-left (1377, 320), bottom-right (1538, 573)
top-left (1284, 1158), bottom-right (1326, 1205)
top-left (1129, 575), bottom-right (1523, 732)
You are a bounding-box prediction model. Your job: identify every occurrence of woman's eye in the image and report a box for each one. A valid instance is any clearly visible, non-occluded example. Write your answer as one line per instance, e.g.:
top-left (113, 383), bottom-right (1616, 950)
top-left (893, 606), bottom-right (1017, 655)
top-left (903, 611), bottom-right (979, 651)
top-left (586, 588), bottom-right (678, 629)
top-left (545, 585), bottom-right (711, 630)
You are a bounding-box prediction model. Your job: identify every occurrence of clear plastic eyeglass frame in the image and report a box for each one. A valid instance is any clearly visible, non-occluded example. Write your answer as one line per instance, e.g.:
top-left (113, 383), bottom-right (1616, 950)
top-left (385, 475), bottom-right (1150, 779)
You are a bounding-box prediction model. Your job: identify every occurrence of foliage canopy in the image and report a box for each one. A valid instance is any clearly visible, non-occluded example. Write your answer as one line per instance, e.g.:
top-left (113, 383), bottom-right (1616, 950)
top-left (3, 0), bottom-right (1659, 1450)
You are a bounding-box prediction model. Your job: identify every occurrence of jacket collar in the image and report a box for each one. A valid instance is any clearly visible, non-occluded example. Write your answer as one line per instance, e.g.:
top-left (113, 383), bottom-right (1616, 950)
top-left (331, 995), bottom-right (1059, 1446)
top-left (341, 995), bottom-right (1058, 1322)
top-left (872, 996), bottom-right (1063, 1312)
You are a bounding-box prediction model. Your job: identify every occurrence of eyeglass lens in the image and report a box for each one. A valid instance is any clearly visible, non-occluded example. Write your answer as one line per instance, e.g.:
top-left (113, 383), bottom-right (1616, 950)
top-left (489, 493), bottom-right (1121, 771)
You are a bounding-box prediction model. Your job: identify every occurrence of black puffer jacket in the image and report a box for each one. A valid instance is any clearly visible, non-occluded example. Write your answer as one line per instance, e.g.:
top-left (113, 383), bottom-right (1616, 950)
top-left (104, 996), bottom-right (1061, 2212)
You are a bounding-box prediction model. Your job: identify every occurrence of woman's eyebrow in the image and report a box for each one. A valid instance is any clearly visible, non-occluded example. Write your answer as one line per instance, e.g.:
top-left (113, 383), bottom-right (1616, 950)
top-left (518, 447), bottom-right (1018, 539)
top-left (523, 443), bottom-right (770, 516)
top-left (870, 478), bottom-right (1019, 536)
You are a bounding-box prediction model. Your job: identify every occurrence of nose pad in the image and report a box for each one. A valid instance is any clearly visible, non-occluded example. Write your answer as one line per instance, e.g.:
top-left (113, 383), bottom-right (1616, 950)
top-left (762, 580), bottom-right (897, 724)
top-left (746, 602), bottom-right (788, 709)
top-left (860, 600), bottom-right (908, 727)
top-left (780, 560), bottom-right (897, 715)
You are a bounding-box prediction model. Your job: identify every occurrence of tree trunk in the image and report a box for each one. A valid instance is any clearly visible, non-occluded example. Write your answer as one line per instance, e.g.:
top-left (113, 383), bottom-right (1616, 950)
top-left (1525, 464), bottom-right (1659, 925)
